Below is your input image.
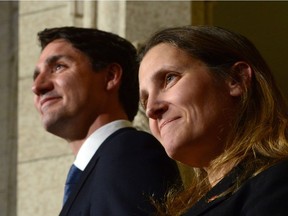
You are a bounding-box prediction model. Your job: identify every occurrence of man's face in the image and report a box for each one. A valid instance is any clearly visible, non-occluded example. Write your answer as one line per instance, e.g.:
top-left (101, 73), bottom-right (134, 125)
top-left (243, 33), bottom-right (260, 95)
top-left (139, 43), bottom-right (237, 167)
top-left (32, 39), bottom-right (107, 139)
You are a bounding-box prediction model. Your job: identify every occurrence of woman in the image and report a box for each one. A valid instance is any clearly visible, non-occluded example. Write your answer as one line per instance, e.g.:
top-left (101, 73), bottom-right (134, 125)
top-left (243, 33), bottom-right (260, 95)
top-left (138, 26), bottom-right (288, 215)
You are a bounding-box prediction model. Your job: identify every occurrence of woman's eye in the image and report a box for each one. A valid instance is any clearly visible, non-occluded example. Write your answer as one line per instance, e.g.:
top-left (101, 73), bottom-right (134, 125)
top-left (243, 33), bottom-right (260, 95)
top-left (165, 74), bottom-right (177, 86)
top-left (166, 74), bottom-right (174, 83)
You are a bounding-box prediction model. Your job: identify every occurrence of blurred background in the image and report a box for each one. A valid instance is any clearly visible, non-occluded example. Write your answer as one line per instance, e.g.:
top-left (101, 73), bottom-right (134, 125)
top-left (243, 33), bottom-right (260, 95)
top-left (1, 1), bottom-right (288, 215)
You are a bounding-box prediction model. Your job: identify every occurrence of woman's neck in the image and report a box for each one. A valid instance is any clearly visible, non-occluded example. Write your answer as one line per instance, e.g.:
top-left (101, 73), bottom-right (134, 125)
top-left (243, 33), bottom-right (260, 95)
top-left (204, 159), bottom-right (237, 187)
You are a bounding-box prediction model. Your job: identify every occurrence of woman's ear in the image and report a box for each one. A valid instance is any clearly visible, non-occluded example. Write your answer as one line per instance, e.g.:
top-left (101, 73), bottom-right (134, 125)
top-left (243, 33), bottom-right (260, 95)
top-left (226, 61), bottom-right (253, 97)
top-left (105, 63), bottom-right (123, 91)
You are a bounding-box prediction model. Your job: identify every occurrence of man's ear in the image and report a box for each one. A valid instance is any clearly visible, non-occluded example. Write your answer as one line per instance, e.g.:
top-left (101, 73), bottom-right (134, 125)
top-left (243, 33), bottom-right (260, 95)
top-left (105, 63), bottom-right (122, 91)
top-left (227, 61), bottom-right (253, 97)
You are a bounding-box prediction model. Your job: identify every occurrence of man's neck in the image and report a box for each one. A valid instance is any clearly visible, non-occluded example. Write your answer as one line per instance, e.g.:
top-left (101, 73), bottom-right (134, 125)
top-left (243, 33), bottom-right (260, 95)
top-left (69, 140), bottom-right (85, 156)
top-left (67, 113), bottom-right (129, 156)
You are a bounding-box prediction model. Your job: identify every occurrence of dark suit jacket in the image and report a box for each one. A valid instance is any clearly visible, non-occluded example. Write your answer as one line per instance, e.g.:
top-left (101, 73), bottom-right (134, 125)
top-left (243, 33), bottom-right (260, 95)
top-left (184, 159), bottom-right (288, 216)
top-left (59, 128), bottom-right (181, 216)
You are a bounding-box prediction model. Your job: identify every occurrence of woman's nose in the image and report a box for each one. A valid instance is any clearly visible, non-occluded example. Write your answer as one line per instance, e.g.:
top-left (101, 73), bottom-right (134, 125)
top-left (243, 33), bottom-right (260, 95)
top-left (32, 72), bottom-right (53, 96)
top-left (146, 99), bottom-right (168, 120)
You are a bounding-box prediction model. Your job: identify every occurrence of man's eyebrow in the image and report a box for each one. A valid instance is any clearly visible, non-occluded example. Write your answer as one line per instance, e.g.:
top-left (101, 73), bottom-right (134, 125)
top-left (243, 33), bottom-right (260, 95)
top-left (33, 55), bottom-right (73, 80)
top-left (45, 54), bottom-right (73, 65)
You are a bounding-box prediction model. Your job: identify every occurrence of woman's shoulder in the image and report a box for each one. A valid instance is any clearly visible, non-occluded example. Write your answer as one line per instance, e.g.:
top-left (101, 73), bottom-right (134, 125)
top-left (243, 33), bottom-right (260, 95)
top-left (241, 158), bottom-right (288, 196)
top-left (252, 159), bottom-right (288, 181)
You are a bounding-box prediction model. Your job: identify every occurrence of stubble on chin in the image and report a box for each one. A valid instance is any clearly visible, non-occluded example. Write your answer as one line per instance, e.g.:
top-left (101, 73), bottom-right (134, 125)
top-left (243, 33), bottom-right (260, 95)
top-left (41, 110), bottom-right (61, 133)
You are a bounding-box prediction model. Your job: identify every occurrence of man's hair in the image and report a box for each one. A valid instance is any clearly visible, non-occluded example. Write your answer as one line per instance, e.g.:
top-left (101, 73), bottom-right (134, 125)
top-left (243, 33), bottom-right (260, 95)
top-left (38, 26), bottom-right (139, 121)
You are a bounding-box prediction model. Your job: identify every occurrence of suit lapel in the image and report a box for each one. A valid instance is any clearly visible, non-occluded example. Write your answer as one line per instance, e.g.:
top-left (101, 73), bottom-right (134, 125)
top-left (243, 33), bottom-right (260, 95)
top-left (59, 155), bottom-right (100, 216)
top-left (59, 128), bottom-right (135, 216)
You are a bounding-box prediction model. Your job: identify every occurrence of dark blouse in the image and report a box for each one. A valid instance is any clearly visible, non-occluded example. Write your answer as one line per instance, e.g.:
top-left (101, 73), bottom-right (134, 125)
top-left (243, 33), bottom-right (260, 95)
top-left (184, 159), bottom-right (288, 216)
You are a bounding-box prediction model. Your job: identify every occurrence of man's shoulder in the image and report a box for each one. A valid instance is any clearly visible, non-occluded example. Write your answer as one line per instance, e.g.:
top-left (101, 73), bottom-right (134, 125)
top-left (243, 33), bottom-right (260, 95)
top-left (97, 127), bottom-right (172, 163)
top-left (107, 127), bottom-right (160, 146)
top-left (88, 127), bottom-right (179, 178)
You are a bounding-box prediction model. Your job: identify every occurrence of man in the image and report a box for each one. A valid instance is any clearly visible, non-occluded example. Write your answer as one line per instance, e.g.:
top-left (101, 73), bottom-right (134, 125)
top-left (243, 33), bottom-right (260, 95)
top-left (32, 27), bottom-right (180, 216)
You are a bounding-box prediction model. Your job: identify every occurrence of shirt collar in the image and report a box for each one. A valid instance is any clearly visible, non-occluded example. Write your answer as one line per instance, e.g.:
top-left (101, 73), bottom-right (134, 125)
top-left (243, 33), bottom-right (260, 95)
top-left (74, 120), bottom-right (133, 171)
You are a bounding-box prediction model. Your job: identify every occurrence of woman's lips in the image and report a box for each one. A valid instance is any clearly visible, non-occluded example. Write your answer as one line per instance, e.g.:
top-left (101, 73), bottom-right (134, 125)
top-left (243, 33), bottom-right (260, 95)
top-left (159, 117), bottom-right (180, 130)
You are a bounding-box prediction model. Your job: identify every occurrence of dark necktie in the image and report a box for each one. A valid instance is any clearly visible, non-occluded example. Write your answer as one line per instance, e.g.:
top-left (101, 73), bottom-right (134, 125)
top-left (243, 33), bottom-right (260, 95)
top-left (63, 164), bottom-right (82, 204)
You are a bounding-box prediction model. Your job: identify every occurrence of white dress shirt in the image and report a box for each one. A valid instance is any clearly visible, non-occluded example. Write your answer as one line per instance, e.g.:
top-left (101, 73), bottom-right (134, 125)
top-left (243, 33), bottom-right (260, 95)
top-left (74, 120), bottom-right (133, 171)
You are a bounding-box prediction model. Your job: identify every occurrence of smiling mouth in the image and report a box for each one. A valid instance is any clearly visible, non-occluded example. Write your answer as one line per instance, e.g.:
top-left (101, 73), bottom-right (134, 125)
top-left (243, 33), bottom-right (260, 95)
top-left (159, 117), bottom-right (180, 130)
top-left (40, 97), bottom-right (61, 109)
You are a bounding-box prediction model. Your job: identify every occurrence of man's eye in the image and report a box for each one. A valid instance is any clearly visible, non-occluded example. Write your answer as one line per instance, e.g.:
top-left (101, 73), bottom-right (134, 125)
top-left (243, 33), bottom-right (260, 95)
top-left (53, 64), bottom-right (65, 72)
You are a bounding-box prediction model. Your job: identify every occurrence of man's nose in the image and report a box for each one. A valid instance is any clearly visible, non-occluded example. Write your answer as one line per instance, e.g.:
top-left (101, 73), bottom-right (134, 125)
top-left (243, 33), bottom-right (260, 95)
top-left (32, 73), bottom-right (53, 96)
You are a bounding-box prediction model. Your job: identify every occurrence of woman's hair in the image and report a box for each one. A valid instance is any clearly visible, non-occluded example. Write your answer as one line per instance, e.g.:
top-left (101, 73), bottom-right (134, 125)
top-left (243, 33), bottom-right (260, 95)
top-left (139, 26), bottom-right (288, 215)
top-left (38, 27), bottom-right (139, 122)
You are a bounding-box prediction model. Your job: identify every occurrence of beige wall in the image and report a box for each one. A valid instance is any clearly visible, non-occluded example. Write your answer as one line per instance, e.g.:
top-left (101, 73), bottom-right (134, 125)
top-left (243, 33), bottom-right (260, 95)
top-left (0, 2), bottom-right (18, 216)
top-left (18, 1), bottom-right (73, 215)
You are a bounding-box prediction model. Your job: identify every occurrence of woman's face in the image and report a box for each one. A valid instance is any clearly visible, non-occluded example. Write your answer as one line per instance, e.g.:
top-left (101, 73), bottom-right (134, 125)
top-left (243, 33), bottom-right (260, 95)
top-left (139, 43), bottom-right (238, 167)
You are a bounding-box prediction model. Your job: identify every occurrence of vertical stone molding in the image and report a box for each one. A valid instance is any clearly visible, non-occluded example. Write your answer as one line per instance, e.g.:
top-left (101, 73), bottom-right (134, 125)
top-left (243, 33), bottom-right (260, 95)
top-left (97, 0), bottom-right (126, 37)
top-left (83, 1), bottom-right (97, 28)
top-left (0, 1), bottom-right (18, 216)
top-left (69, 0), bottom-right (84, 27)
top-left (96, 1), bottom-right (191, 42)
top-left (69, 0), bottom-right (97, 28)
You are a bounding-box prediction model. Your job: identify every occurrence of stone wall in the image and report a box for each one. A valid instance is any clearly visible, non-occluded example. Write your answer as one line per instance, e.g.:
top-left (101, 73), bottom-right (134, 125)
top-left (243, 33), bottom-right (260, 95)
top-left (0, 1), bottom-right (18, 216)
